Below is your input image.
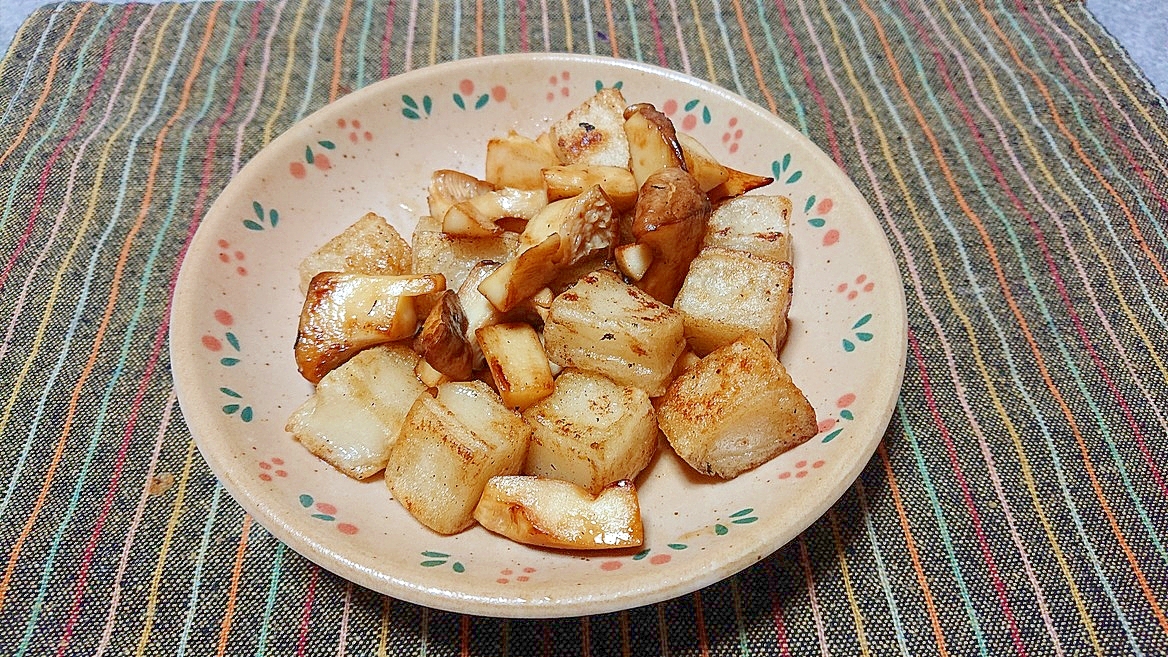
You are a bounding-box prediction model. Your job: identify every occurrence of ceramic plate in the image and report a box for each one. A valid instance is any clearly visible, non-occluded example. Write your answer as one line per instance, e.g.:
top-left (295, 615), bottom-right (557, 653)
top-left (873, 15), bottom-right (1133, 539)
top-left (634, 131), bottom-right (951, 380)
top-left (170, 53), bottom-right (906, 617)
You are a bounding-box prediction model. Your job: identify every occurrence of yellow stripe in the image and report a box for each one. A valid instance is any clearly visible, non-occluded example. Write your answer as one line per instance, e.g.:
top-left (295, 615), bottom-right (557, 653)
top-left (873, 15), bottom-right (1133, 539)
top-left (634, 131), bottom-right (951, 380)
top-left (687, 0), bottom-right (716, 83)
top-left (933, 0), bottom-right (1167, 388)
top-left (135, 438), bottom-right (199, 656)
top-left (429, 0), bottom-right (441, 66)
top-left (830, 510), bottom-right (870, 656)
top-left (0, 4), bottom-right (172, 608)
top-left (1056, 4), bottom-right (1168, 152)
top-left (0, 5), bottom-right (92, 168)
top-left (560, 0), bottom-right (573, 52)
top-left (262, 0), bottom-right (313, 144)
top-left (930, 4), bottom-right (1120, 643)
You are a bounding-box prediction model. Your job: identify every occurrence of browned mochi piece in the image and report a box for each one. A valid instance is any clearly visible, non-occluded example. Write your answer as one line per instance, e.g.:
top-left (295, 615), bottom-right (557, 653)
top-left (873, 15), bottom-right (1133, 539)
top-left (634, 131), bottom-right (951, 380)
top-left (386, 381), bottom-right (531, 534)
top-left (542, 269), bottom-right (685, 397)
top-left (657, 336), bottom-right (817, 478)
top-left (297, 212), bottom-right (413, 294)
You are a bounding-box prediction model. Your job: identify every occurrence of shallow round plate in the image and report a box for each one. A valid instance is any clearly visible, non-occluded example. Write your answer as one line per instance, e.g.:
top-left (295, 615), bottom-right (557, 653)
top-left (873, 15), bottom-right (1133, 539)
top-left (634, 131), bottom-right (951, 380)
top-left (170, 53), bottom-right (906, 618)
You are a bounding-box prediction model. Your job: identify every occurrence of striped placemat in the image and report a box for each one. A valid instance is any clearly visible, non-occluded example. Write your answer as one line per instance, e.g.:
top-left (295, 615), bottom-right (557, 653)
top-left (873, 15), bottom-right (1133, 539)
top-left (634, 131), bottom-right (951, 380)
top-left (0, 1), bottom-right (1165, 654)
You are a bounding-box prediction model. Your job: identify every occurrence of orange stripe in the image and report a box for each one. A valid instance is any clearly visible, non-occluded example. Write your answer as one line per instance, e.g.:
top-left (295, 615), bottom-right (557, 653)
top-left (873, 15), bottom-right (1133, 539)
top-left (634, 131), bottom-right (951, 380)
top-left (693, 590), bottom-right (710, 656)
top-left (0, 1), bottom-right (225, 609)
top-left (878, 445), bottom-right (950, 655)
top-left (976, 2), bottom-right (1167, 287)
top-left (729, 0), bottom-right (778, 114)
top-left (330, 0), bottom-right (354, 100)
top-left (0, 6), bottom-right (92, 169)
top-left (858, 0), bottom-right (1168, 633)
top-left (475, 0), bottom-right (483, 56)
top-left (215, 515), bottom-right (253, 656)
top-left (603, 0), bottom-right (619, 57)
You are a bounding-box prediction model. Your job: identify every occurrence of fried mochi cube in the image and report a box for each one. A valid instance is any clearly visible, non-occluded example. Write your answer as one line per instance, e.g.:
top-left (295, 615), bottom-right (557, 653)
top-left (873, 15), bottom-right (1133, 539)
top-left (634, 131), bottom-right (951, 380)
top-left (522, 369), bottom-right (658, 494)
top-left (657, 336), bottom-right (817, 478)
top-left (542, 269), bottom-right (686, 397)
top-left (386, 380), bottom-right (531, 534)
top-left (673, 247), bottom-right (794, 356)
top-left (297, 212), bottom-right (412, 294)
top-left (285, 344), bottom-right (425, 480)
top-left (702, 195), bottom-right (792, 264)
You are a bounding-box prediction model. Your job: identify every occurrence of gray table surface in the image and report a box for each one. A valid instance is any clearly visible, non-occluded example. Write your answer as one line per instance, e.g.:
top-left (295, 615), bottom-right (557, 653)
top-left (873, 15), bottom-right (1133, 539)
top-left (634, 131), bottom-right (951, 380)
top-left (1, 0), bottom-right (1166, 98)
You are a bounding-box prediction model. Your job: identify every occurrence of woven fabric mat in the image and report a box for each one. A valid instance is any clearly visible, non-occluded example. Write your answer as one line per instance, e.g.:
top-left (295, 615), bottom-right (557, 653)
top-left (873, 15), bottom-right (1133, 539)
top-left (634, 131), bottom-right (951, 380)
top-left (1, 1), bottom-right (1166, 654)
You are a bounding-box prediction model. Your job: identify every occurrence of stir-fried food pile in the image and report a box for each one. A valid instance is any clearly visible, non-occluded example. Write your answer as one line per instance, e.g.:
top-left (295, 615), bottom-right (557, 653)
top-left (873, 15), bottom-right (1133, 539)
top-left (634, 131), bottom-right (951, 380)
top-left (286, 88), bottom-right (818, 550)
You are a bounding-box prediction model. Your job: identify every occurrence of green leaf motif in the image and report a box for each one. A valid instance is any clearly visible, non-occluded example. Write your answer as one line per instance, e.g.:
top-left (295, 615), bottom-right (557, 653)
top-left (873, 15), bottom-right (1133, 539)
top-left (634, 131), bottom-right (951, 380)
top-left (715, 524), bottom-right (728, 536)
top-left (219, 357), bottom-right (240, 367)
top-left (423, 96), bottom-right (432, 113)
top-left (305, 146), bottom-right (314, 164)
top-left (222, 404), bottom-right (240, 415)
top-left (240, 407), bottom-right (254, 422)
top-left (823, 428), bottom-right (843, 443)
top-left (702, 106), bottom-right (712, 124)
top-left (402, 108), bottom-right (420, 120)
top-left (853, 314), bottom-right (873, 329)
top-left (684, 99), bottom-right (700, 112)
top-left (220, 387), bottom-right (242, 398)
top-left (452, 562), bottom-right (466, 573)
top-left (300, 494), bottom-right (314, 507)
top-left (667, 543), bottom-right (688, 550)
top-left (252, 201), bottom-right (264, 219)
top-left (782, 153), bottom-right (791, 171)
top-left (730, 508), bottom-right (754, 518)
top-left (474, 93), bottom-right (489, 109)
top-left (318, 140), bottom-right (335, 150)
top-left (422, 551), bottom-right (450, 558)
top-left (842, 339), bottom-right (856, 352)
top-left (840, 409), bottom-right (854, 421)
top-left (785, 170), bottom-right (803, 184)
top-left (312, 513), bottom-right (335, 521)
top-left (421, 560), bottom-right (446, 567)
top-left (732, 517), bottom-right (758, 525)
top-left (453, 94), bottom-right (466, 110)
top-left (633, 549), bottom-right (650, 560)
top-left (243, 220), bottom-right (263, 231)
top-left (805, 195), bottom-right (816, 213)
top-left (226, 332), bottom-right (240, 351)
top-left (269, 209), bottom-right (278, 227)
top-left (856, 332), bottom-right (874, 342)
top-left (403, 95), bottom-right (418, 109)
top-left (808, 218), bottom-right (826, 228)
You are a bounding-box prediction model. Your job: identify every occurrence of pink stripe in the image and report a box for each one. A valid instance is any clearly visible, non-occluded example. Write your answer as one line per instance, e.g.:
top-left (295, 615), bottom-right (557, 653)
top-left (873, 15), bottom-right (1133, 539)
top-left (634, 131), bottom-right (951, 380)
top-left (766, 559), bottom-right (791, 656)
top-left (645, 0), bottom-right (668, 67)
top-left (1034, 2), bottom-right (1168, 184)
top-left (792, 0), bottom-right (1028, 643)
top-left (519, 0), bottom-right (530, 52)
top-left (94, 394), bottom-right (175, 655)
top-left (797, 538), bottom-right (829, 653)
top-left (0, 9), bottom-right (130, 295)
top-left (1017, 1), bottom-right (1168, 212)
top-left (233, 0), bottom-right (289, 174)
top-left (380, 0), bottom-right (396, 78)
top-left (909, 330), bottom-right (1027, 654)
top-left (772, 0), bottom-right (843, 166)
top-left (53, 5), bottom-right (267, 648)
top-left (296, 566), bottom-right (321, 656)
top-left (905, 0), bottom-right (1168, 498)
top-left (0, 7), bottom-right (153, 367)
top-left (907, 0), bottom-right (1168, 495)
top-left (664, 0), bottom-right (691, 75)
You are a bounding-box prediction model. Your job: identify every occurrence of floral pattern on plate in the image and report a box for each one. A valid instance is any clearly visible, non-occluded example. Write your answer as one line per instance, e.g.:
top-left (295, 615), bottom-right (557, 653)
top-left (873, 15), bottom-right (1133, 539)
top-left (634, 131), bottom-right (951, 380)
top-left (170, 54), bottom-right (905, 618)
